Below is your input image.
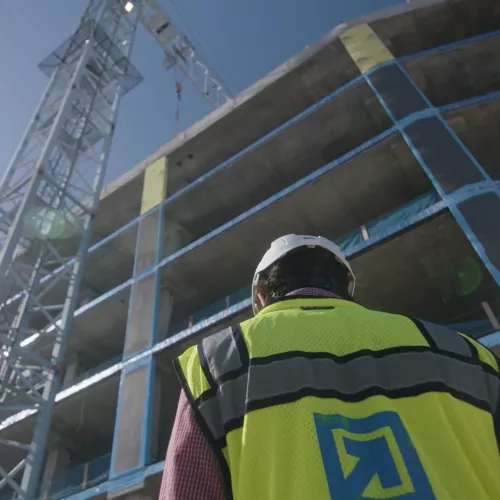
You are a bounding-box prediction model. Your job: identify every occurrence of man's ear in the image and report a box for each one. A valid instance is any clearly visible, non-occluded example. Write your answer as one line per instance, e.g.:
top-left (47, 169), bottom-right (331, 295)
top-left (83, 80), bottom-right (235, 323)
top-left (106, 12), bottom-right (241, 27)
top-left (257, 292), bottom-right (268, 310)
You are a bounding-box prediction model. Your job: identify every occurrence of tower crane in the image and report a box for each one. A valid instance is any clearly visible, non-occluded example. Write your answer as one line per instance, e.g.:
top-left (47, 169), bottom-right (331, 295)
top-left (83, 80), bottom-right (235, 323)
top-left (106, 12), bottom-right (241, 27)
top-left (0, 0), bottom-right (230, 498)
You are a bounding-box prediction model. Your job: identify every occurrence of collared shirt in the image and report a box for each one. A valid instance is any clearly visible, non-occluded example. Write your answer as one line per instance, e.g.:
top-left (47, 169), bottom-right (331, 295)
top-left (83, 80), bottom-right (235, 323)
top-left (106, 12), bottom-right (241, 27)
top-left (159, 288), bottom-right (337, 500)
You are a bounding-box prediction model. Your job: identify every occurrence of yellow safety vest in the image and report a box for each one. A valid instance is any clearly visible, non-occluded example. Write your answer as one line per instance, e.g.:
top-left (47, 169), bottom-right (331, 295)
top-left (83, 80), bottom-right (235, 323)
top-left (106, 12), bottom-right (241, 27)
top-left (176, 298), bottom-right (500, 500)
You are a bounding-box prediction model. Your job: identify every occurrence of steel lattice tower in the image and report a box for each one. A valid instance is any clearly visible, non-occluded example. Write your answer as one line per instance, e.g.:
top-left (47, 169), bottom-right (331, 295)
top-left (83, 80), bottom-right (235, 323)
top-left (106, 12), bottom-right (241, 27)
top-left (0, 0), bottom-right (230, 498)
top-left (0, 1), bottom-right (143, 496)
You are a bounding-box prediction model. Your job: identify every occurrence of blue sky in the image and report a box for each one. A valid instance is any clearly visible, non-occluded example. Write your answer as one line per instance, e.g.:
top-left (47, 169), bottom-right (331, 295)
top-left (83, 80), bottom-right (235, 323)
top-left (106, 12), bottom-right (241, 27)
top-left (0, 0), bottom-right (403, 185)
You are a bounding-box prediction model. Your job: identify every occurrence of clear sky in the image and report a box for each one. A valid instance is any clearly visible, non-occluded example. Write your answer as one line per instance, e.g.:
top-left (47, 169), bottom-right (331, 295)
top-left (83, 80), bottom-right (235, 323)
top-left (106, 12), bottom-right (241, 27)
top-left (0, 0), bottom-right (403, 186)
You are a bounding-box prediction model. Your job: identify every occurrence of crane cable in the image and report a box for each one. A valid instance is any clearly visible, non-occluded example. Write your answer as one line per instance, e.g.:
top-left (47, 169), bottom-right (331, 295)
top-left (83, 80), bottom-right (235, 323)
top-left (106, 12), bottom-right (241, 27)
top-left (164, 0), bottom-right (236, 95)
top-left (173, 65), bottom-right (183, 137)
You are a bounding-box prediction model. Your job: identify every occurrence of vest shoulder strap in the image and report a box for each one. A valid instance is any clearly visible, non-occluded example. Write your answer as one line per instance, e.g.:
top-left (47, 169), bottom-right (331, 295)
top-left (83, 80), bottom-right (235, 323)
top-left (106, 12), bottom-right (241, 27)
top-left (200, 324), bottom-right (250, 387)
top-left (412, 317), bottom-right (500, 373)
top-left (411, 318), bottom-right (475, 358)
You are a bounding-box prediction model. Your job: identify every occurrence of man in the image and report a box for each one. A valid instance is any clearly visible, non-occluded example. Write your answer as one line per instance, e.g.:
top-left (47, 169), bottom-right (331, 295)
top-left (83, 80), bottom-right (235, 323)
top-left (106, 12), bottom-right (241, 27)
top-left (160, 234), bottom-right (500, 499)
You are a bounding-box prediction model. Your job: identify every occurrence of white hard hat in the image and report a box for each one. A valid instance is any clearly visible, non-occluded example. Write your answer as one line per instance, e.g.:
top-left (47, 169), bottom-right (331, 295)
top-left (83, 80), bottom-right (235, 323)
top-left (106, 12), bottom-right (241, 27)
top-left (252, 234), bottom-right (355, 314)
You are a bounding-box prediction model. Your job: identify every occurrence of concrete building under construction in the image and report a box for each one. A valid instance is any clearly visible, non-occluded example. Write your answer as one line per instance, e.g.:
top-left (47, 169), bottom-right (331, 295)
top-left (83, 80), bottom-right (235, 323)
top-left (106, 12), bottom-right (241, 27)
top-left (2, 0), bottom-right (500, 498)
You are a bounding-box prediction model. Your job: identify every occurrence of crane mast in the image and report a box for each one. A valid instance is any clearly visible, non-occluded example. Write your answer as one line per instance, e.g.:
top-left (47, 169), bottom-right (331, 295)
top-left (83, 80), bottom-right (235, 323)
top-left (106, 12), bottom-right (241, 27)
top-left (0, 0), bottom-right (230, 498)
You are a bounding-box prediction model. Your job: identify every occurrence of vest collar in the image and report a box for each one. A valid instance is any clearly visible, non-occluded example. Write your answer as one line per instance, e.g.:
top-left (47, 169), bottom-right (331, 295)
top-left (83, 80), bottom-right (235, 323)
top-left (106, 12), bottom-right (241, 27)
top-left (257, 297), bottom-right (363, 316)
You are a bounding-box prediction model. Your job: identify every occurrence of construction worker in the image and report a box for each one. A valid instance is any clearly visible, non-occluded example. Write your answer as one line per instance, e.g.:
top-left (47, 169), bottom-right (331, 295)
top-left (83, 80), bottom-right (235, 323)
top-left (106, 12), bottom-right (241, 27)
top-left (160, 234), bottom-right (500, 500)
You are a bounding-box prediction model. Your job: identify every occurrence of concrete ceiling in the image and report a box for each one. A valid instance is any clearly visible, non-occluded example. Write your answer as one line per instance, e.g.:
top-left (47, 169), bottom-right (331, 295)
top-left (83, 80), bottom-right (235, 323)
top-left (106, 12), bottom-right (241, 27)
top-left (49, 376), bottom-right (119, 462)
top-left (354, 212), bottom-right (500, 323)
top-left (372, 0), bottom-right (500, 57)
top-left (29, 285), bottom-right (130, 371)
top-left (161, 208), bottom-right (498, 328)
top-left (0, 374), bottom-right (119, 472)
top-left (448, 97), bottom-right (500, 180)
top-left (68, 287), bottom-right (130, 366)
top-left (164, 81), bottom-right (392, 245)
top-left (405, 32), bottom-right (500, 107)
top-left (161, 131), bottom-right (433, 319)
top-left (83, 223), bottom-right (137, 296)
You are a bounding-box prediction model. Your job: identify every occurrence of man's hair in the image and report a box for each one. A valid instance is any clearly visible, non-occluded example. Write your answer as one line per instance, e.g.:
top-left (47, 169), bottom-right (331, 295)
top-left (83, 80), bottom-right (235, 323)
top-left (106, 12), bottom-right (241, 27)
top-left (255, 246), bottom-right (350, 302)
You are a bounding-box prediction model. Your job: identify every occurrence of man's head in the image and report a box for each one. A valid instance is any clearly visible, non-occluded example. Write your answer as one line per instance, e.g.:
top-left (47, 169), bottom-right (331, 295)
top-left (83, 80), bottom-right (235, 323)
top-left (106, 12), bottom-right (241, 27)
top-left (252, 234), bottom-right (355, 314)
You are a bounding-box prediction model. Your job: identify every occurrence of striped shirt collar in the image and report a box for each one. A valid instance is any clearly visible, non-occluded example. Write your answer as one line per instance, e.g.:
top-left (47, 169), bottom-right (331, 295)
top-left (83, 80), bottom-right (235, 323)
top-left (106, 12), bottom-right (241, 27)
top-left (286, 287), bottom-right (339, 298)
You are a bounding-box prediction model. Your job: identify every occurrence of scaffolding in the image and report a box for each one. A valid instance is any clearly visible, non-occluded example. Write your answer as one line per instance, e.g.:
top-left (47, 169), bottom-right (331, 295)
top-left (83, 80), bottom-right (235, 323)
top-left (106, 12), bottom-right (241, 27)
top-left (0, 0), bottom-right (230, 498)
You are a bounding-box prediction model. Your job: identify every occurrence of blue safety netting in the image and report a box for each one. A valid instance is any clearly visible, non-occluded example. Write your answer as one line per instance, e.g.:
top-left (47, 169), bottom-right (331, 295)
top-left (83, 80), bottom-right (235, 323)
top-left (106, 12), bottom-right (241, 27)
top-left (450, 318), bottom-right (499, 340)
top-left (337, 191), bottom-right (439, 255)
top-left (170, 284), bottom-right (252, 335)
top-left (47, 453), bottom-right (111, 499)
top-left (86, 454), bottom-right (111, 489)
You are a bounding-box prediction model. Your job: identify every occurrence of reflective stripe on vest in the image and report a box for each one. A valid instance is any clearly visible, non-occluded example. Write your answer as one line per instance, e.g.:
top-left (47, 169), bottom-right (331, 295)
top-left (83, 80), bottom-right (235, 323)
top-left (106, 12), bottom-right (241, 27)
top-left (199, 350), bottom-right (499, 443)
top-left (194, 317), bottom-right (500, 444)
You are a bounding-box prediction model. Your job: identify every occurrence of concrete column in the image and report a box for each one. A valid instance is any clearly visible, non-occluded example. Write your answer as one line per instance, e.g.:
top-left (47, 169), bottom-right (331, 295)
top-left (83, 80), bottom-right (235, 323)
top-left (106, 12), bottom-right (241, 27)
top-left (157, 289), bottom-right (174, 343)
top-left (163, 221), bottom-right (191, 259)
top-left (40, 447), bottom-right (71, 499)
top-left (78, 288), bottom-right (98, 308)
top-left (482, 301), bottom-right (500, 331)
top-left (109, 156), bottom-right (180, 494)
top-left (62, 355), bottom-right (80, 389)
top-left (340, 24), bottom-right (500, 287)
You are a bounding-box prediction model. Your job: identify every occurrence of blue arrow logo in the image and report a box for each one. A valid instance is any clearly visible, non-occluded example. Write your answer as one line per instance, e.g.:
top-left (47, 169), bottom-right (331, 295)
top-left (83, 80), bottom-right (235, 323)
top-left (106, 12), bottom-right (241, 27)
top-left (314, 411), bottom-right (435, 499)
top-left (343, 434), bottom-right (401, 495)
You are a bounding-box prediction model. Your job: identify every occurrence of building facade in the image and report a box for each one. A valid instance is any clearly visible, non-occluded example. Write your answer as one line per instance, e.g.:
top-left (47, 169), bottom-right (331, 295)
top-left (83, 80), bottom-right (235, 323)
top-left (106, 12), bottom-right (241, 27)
top-left (2, 0), bottom-right (500, 498)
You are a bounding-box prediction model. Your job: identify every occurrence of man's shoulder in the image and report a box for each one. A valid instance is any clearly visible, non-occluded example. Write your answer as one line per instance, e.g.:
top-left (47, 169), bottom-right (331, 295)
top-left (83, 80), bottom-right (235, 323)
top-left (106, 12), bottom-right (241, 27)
top-left (456, 330), bottom-right (500, 372)
top-left (411, 317), bottom-right (500, 372)
top-left (180, 324), bottom-right (240, 361)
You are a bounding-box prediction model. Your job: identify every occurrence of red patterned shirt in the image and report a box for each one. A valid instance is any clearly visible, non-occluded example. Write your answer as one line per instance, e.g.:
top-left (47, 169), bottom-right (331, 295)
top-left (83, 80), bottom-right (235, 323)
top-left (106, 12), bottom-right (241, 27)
top-left (159, 289), bottom-right (337, 499)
